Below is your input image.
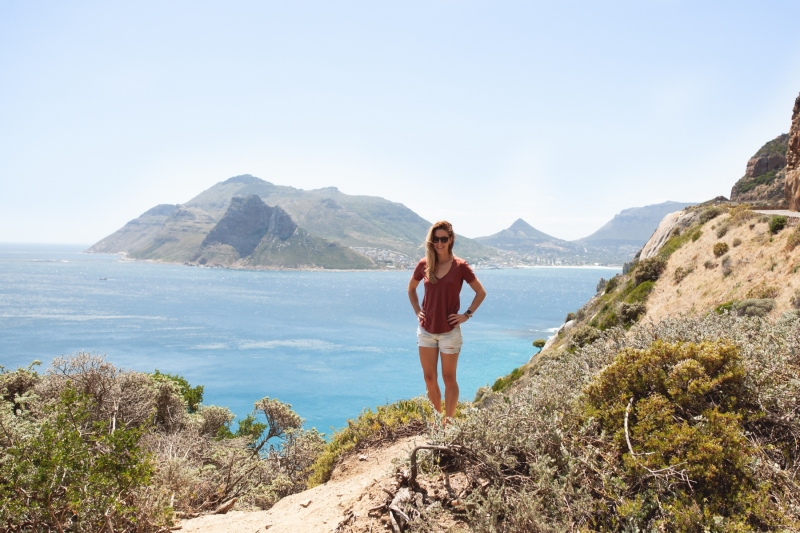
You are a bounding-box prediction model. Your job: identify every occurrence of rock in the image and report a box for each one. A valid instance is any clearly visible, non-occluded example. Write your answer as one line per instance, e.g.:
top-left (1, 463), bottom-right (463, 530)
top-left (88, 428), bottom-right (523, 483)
top-left (731, 133), bottom-right (790, 206)
top-left (639, 210), bottom-right (697, 260)
top-left (786, 93), bottom-right (800, 211)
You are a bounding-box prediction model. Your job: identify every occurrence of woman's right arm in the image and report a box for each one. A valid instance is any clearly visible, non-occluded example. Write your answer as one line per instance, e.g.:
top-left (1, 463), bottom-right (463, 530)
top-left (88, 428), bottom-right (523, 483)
top-left (408, 278), bottom-right (424, 321)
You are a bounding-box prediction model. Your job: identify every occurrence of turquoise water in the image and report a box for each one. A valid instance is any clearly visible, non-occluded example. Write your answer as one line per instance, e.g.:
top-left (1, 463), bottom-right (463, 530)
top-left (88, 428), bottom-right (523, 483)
top-left (0, 244), bottom-right (619, 434)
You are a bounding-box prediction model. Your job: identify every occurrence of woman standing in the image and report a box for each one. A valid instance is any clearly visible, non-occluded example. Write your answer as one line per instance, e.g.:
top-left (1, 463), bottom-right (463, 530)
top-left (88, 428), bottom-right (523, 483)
top-left (408, 220), bottom-right (486, 422)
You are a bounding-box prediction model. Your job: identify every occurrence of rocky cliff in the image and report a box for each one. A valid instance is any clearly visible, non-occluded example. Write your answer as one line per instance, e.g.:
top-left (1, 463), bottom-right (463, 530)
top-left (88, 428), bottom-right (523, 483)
top-left (730, 134), bottom-right (789, 206)
top-left (786, 93), bottom-right (800, 210)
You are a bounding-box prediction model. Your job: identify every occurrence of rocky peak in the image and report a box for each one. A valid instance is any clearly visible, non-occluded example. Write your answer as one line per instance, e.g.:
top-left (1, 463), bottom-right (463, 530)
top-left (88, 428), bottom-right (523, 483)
top-left (507, 218), bottom-right (536, 235)
top-left (745, 134), bottom-right (787, 177)
top-left (730, 133), bottom-right (789, 206)
top-left (201, 195), bottom-right (276, 257)
top-left (267, 206), bottom-right (297, 240)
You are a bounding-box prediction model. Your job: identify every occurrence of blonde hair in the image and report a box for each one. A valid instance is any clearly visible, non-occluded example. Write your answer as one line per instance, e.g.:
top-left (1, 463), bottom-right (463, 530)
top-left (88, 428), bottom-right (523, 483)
top-left (424, 220), bottom-right (455, 284)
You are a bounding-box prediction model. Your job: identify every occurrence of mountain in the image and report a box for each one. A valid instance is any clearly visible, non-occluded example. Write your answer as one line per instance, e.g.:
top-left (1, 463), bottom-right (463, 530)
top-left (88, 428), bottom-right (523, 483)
top-left (88, 175), bottom-right (498, 269)
top-left (730, 133), bottom-right (789, 206)
top-left (474, 203), bottom-right (696, 265)
top-left (475, 219), bottom-right (585, 262)
top-left (575, 201), bottom-right (696, 247)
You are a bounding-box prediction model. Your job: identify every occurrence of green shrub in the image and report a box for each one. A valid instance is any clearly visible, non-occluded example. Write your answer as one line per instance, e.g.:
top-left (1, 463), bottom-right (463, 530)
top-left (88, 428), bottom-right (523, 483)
top-left (427, 314), bottom-right (800, 531)
top-left (714, 301), bottom-right (734, 314)
top-left (532, 339), bottom-right (546, 351)
top-left (0, 386), bottom-right (166, 532)
top-left (634, 257), bottom-right (667, 285)
top-left (625, 280), bottom-right (655, 303)
top-left (733, 298), bottom-right (775, 317)
top-left (569, 325), bottom-right (602, 350)
top-left (151, 370), bottom-right (204, 413)
top-left (565, 312), bottom-right (577, 323)
top-left (306, 398), bottom-right (434, 487)
top-left (604, 275), bottom-right (620, 294)
top-left (618, 302), bottom-right (646, 325)
top-left (584, 341), bottom-right (782, 530)
top-left (492, 367), bottom-right (524, 393)
top-left (769, 215), bottom-right (788, 234)
top-left (691, 228), bottom-right (703, 242)
top-left (713, 242), bottom-right (729, 257)
top-left (699, 206), bottom-right (723, 224)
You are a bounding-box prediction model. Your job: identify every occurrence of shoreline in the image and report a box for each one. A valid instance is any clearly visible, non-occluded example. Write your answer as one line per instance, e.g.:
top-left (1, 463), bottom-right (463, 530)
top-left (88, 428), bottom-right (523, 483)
top-left (86, 251), bottom-right (624, 273)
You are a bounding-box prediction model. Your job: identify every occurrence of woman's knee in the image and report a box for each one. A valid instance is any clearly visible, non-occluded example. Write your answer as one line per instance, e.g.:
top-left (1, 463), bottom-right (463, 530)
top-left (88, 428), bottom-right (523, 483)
top-left (423, 371), bottom-right (439, 384)
top-left (442, 371), bottom-right (458, 386)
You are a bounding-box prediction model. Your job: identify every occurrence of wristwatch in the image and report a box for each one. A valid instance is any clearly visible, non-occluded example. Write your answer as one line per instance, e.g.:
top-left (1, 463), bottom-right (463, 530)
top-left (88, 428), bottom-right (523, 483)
top-left (464, 310), bottom-right (473, 319)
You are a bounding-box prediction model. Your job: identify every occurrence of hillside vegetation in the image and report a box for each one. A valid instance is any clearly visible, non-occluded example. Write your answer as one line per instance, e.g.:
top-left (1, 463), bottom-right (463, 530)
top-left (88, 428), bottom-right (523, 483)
top-left (8, 204), bottom-right (800, 532)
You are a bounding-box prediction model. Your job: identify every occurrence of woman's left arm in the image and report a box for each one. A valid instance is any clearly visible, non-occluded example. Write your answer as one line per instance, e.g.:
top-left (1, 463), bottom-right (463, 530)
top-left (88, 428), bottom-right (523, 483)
top-left (448, 278), bottom-right (487, 326)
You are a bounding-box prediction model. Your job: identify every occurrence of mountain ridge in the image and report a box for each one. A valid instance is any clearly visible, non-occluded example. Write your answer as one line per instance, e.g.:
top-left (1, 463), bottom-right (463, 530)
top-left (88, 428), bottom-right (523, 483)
top-left (88, 175), bottom-right (498, 269)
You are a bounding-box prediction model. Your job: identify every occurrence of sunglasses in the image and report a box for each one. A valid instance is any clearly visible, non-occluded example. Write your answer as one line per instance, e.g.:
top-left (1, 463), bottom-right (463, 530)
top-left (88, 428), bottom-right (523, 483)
top-left (431, 236), bottom-right (450, 244)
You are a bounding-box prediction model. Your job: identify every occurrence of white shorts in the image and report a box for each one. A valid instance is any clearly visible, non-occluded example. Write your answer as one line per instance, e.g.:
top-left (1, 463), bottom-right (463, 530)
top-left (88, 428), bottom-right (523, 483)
top-left (417, 325), bottom-right (463, 354)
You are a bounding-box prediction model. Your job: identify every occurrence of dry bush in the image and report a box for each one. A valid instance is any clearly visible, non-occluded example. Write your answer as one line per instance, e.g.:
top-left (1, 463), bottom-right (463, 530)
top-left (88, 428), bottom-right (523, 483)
top-left (633, 257), bottom-right (667, 285)
top-left (721, 254), bottom-right (733, 277)
top-left (716, 223), bottom-right (730, 238)
top-left (673, 265), bottom-right (694, 284)
top-left (1, 354), bottom-right (324, 530)
top-left (699, 206), bottom-right (723, 224)
top-left (704, 259), bottom-right (716, 269)
top-left (713, 241), bottom-right (729, 257)
top-left (786, 227), bottom-right (800, 252)
top-left (730, 205), bottom-right (756, 225)
top-left (420, 314), bottom-right (800, 532)
top-left (618, 302), bottom-right (646, 325)
top-left (733, 237), bottom-right (743, 247)
top-left (792, 290), bottom-right (800, 309)
top-left (568, 324), bottom-right (602, 350)
top-left (747, 282), bottom-right (780, 299)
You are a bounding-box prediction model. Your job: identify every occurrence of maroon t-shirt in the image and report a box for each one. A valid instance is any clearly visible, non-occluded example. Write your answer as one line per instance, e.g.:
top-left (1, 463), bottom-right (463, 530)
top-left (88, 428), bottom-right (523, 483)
top-left (413, 257), bottom-right (477, 334)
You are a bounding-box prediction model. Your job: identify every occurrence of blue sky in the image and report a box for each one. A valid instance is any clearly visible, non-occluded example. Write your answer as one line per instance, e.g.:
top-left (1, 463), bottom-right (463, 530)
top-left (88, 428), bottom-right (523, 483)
top-left (2, 1), bottom-right (800, 243)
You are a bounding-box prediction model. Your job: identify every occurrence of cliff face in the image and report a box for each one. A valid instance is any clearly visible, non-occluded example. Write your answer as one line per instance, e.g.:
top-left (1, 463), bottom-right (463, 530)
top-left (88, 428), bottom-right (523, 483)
top-left (730, 134), bottom-right (789, 206)
top-left (191, 195), bottom-right (373, 269)
top-left (786, 93), bottom-right (800, 210)
top-left (200, 195), bottom-right (293, 258)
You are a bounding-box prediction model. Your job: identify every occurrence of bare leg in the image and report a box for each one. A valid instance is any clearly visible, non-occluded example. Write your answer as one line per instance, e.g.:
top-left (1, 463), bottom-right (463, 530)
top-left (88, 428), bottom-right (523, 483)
top-left (441, 352), bottom-right (460, 419)
top-left (419, 347), bottom-right (442, 413)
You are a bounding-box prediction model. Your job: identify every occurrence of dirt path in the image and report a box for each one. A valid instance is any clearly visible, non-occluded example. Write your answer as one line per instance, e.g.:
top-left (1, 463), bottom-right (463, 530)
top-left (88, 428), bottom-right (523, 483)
top-left (178, 435), bottom-right (427, 533)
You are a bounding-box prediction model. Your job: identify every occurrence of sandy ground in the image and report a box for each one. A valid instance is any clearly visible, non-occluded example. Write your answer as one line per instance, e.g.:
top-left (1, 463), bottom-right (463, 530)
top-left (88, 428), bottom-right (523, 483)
top-left (646, 212), bottom-right (800, 322)
top-left (177, 435), bottom-right (429, 533)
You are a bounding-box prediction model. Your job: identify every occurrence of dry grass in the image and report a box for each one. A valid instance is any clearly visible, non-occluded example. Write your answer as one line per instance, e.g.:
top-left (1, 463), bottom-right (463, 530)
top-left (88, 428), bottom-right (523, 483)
top-left (646, 213), bottom-right (800, 323)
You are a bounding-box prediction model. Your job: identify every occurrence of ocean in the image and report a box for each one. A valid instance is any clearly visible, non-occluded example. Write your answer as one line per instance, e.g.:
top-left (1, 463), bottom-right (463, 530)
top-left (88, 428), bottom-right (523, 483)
top-left (0, 244), bottom-right (619, 435)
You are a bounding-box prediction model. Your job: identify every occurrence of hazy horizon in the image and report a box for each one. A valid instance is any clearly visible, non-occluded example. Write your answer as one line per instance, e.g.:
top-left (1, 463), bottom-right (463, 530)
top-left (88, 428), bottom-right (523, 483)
top-left (2, 1), bottom-right (799, 243)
